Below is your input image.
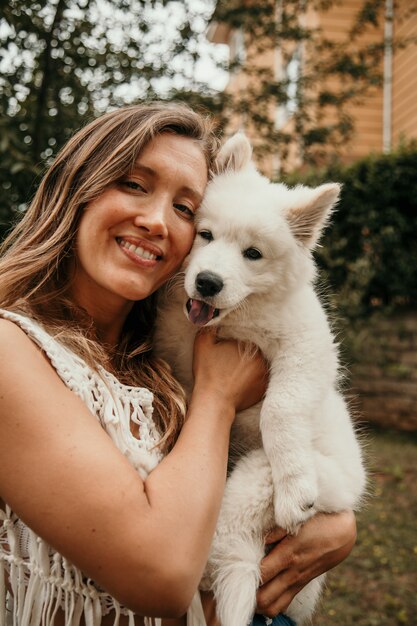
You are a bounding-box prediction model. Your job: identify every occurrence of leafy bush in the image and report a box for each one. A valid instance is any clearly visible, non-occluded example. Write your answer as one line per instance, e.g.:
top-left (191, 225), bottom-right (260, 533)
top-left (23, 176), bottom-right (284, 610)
top-left (283, 145), bottom-right (417, 320)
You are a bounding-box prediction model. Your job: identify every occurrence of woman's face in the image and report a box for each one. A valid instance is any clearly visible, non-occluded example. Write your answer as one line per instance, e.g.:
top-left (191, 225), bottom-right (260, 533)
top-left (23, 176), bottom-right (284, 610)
top-left (73, 133), bottom-right (208, 317)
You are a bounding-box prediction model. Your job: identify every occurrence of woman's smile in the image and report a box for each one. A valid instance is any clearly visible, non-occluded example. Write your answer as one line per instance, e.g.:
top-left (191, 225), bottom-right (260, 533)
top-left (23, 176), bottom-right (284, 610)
top-left (116, 236), bottom-right (163, 265)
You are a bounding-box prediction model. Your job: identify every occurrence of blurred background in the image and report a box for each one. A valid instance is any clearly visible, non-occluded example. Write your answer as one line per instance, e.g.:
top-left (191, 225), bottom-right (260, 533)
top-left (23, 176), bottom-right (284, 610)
top-left (1, 1), bottom-right (416, 624)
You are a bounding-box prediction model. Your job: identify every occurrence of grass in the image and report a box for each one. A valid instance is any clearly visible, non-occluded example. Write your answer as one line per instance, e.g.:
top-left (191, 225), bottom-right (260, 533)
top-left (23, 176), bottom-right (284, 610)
top-left (312, 428), bottom-right (417, 625)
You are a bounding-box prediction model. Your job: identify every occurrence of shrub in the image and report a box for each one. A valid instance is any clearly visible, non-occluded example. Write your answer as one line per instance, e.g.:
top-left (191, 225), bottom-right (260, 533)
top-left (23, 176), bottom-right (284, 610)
top-left (283, 145), bottom-right (417, 320)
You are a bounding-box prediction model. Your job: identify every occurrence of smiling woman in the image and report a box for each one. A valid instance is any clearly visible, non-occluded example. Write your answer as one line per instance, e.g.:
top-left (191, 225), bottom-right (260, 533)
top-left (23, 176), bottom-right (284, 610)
top-left (0, 103), bottom-right (253, 626)
top-left (0, 102), bottom-right (357, 626)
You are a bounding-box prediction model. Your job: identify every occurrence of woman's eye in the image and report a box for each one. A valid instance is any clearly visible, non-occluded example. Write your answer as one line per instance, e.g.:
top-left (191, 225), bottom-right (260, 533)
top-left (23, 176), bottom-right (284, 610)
top-left (121, 180), bottom-right (146, 192)
top-left (199, 230), bottom-right (213, 241)
top-left (174, 204), bottom-right (195, 220)
top-left (243, 247), bottom-right (262, 260)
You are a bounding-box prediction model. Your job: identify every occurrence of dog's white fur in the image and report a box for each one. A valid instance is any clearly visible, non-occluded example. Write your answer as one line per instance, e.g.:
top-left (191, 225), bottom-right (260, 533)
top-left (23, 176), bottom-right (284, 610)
top-left (154, 134), bottom-right (366, 626)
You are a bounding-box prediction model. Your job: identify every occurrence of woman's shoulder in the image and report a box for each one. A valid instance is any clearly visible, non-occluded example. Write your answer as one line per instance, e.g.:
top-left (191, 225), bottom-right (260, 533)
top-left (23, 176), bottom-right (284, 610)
top-left (0, 308), bottom-right (52, 348)
top-left (0, 307), bottom-right (87, 366)
top-left (0, 315), bottom-right (38, 353)
top-left (0, 310), bottom-right (96, 397)
top-left (0, 315), bottom-right (61, 391)
top-left (0, 313), bottom-right (66, 375)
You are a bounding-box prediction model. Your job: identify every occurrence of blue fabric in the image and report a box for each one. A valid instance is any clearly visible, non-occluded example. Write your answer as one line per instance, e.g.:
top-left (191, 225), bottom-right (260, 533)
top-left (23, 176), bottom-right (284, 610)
top-left (250, 614), bottom-right (296, 626)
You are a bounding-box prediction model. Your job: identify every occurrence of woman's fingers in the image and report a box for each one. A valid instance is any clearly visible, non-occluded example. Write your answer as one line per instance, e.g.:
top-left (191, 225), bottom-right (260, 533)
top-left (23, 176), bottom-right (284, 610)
top-left (259, 535), bottom-right (296, 585)
top-left (264, 526), bottom-right (288, 545)
top-left (257, 557), bottom-right (305, 617)
top-left (256, 582), bottom-right (301, 618)
top-left (193, 331), bottom-right (269, 412)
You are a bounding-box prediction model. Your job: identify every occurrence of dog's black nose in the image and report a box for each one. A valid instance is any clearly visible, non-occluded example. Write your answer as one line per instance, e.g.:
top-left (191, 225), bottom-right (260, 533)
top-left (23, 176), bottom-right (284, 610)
top-left (195, 271), bottom-right (224, 297)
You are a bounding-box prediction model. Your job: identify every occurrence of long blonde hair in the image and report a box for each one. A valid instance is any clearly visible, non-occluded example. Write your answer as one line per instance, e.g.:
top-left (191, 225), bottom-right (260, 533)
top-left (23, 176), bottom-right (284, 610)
top-left (0, 102), bottom-right (219, 452)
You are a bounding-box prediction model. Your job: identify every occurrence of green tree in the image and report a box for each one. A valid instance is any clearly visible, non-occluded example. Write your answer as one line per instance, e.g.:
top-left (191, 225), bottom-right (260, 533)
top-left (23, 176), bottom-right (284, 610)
top-left (2, 0), bottom-right (417, 239)
top-left (0, 0), bottom-right (222, 237)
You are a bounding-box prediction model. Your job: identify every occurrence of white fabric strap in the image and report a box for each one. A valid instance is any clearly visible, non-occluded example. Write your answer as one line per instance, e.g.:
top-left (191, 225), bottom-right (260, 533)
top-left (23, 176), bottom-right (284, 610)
top-left (187, 593), bottom-right (207, 626)
top-left (0, 558), bottom-right (6, 626)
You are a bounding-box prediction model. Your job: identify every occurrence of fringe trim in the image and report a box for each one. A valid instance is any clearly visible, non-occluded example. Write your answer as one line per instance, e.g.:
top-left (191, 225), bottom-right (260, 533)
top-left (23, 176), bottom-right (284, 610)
top-left (0, 508), bottom-right (136, 626)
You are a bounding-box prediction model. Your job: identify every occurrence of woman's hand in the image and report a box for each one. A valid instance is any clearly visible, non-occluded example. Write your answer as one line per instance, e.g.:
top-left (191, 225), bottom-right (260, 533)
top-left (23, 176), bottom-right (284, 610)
top-left (256, 510), bottom-right (357, 617)
top-left (192, 330), bottom-right (268, 414)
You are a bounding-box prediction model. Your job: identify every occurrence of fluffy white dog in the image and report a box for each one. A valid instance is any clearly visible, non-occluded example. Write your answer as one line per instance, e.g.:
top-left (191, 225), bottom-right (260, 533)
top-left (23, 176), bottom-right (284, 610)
top-left (154, 134), bottom-right (366, 626)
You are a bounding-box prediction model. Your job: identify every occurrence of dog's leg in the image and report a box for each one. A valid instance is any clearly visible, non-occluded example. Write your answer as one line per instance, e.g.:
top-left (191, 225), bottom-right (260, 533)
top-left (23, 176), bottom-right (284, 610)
top-left (260, 352), bottom-right (323, 533)
top-left (312, 390), bottom-right (366, 512)
top-left (204, 448), bottom-right (275, 626)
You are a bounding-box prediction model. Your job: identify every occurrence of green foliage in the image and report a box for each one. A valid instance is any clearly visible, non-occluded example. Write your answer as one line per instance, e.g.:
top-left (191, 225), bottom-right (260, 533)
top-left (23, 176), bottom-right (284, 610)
top-left (0, 0), bottom-right (223, 237)
top-left (283, 146), bottom-right (417, 319)
top-left (2, 0), bottom-right (417, 251)
top-left (313, 428), bottom-right (417, 626)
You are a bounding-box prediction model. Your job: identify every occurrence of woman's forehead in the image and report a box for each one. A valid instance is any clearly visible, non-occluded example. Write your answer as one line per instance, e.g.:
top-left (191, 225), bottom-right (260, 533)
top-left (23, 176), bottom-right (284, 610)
top-left (133, 133), bottom-right (208, 190)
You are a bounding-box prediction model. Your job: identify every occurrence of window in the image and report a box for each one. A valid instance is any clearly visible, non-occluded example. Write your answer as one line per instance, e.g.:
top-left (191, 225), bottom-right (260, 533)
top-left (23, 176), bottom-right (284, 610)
top-left (275, 46), bottom-right (302, 128)
top-left (230, 28), bottom-right (246, 66)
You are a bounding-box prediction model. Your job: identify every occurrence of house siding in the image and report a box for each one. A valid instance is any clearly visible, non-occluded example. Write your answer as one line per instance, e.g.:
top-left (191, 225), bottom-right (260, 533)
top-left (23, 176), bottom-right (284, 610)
top-left (209, 0), bottom-right (417, 171)
top-left (316, 1), bottom-right (384, 160)
top-left (392, 6), bottom-right (417, 145)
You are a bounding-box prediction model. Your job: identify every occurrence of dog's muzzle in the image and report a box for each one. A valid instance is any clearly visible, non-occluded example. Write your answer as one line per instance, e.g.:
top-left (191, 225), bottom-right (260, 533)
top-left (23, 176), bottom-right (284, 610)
top-left (195, 271), bottom-right (224, 298)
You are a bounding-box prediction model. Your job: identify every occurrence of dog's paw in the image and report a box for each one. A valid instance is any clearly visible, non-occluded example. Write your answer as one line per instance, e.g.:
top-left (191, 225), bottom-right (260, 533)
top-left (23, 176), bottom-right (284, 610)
top-left (273, 476), bottom-right (318, 533)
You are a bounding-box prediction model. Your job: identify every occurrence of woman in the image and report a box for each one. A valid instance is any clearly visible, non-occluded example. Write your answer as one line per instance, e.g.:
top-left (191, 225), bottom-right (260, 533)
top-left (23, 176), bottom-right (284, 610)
top-left (0, 103), bottom-right (356, 626)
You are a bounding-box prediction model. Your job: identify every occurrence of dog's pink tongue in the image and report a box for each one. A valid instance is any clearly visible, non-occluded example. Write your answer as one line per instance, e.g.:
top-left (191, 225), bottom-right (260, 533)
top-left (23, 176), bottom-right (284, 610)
top-left (187, 299), bottom-right (216, 326)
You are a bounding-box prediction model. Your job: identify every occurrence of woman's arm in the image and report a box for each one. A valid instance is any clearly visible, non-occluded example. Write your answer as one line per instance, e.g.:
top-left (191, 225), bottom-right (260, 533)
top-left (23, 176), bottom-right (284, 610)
top-left (256, 510), bottom-right (357, 617)
top-left (0, 322), bottom-right (266, 617)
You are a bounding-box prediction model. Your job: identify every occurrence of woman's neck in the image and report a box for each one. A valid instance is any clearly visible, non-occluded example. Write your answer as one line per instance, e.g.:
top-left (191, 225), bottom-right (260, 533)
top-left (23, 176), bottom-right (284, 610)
top-left (70, 286), bottom-right (134, 348)
top-left (89, 303), bottom-right (133, 348)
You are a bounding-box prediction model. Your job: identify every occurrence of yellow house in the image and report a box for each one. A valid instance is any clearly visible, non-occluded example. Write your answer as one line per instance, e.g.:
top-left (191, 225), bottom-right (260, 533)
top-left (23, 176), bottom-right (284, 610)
top-left (208, 0), bottom-right (417, 173)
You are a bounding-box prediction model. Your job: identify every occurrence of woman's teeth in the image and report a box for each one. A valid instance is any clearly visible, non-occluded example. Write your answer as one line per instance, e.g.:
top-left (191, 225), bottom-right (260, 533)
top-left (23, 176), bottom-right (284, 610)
top-left (119, 239), bottom-right (158, 261)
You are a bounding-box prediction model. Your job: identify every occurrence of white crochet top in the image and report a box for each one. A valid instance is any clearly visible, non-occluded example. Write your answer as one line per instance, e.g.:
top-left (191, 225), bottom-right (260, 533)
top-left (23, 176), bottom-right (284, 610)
top-left (0, 310), bottom-right (206, 626)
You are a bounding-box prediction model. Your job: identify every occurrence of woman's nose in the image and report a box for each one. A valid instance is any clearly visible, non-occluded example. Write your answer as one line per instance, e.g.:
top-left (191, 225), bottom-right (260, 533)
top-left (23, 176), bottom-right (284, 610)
top-left (133, 201), bottom-right (169, 239)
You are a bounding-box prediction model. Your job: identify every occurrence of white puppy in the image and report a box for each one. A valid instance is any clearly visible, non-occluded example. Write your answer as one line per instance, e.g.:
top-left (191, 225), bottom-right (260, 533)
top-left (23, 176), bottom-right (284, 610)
top-left (154, 134), bottom-right (366, 626)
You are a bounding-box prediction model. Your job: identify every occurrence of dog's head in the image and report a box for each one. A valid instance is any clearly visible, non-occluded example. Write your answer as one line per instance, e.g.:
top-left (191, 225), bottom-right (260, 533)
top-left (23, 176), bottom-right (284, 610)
top-left (184, 133), bottom-right (341, 326)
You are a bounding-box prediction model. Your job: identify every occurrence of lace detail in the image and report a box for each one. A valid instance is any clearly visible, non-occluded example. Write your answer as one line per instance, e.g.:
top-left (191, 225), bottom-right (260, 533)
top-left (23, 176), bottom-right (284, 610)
top-left (0, 309), bottom-right (165, 626)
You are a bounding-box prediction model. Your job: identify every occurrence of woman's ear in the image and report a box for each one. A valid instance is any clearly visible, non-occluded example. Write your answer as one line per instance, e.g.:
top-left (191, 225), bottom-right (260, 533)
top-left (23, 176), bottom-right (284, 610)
top-left (214, 133), bottom-right (253, 175)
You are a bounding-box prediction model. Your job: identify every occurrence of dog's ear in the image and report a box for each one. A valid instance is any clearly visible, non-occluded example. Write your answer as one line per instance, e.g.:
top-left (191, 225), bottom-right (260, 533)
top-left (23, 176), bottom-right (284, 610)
top-left (214, 133), bottom-right (253, 175)
top-left (286, 183), bottom-right (341, 249)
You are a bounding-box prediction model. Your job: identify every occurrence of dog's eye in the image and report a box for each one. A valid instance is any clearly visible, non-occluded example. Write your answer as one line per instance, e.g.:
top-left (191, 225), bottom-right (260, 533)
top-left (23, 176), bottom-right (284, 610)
top-left (199, 230), bottom-right (213, 241)
top-left (243, 247), bottom-right (262, 260)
